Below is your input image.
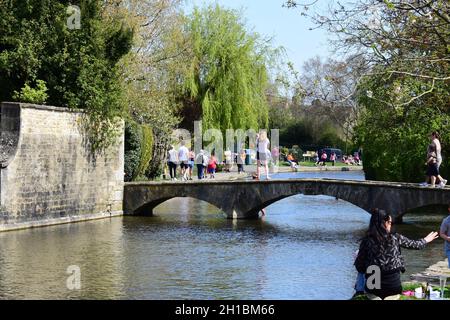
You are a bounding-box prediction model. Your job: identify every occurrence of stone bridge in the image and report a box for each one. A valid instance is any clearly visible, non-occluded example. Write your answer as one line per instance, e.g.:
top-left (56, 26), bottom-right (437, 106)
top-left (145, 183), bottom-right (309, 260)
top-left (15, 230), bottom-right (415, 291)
top-left (124, 179), bottom-right (450, 222)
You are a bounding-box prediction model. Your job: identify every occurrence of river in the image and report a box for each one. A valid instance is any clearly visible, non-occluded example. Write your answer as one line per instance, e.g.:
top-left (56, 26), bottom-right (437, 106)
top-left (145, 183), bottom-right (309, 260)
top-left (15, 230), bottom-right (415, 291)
top-left (0, 170), bottom-right (447, 299)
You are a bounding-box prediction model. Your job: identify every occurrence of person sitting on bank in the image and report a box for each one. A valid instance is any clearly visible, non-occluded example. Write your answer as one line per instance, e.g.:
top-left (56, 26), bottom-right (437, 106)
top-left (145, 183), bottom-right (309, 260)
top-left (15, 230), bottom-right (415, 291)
top-left (287, 153), bottom-right (298, 171)
top-left (355, 208), bottom-right (438, 300)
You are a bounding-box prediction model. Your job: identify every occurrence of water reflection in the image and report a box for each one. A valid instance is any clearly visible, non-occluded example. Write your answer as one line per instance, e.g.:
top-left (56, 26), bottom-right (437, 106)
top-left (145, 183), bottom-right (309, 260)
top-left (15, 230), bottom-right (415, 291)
top-left (0, 171), bottom-right (447, 299)
top-left (0, 219), bottom-right (127, 299)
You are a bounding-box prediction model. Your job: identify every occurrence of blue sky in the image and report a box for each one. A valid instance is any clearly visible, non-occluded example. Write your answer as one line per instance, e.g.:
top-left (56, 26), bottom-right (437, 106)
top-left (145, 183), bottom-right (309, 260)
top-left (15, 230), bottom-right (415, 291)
top-left (184, 0), bottom-right (331, 73)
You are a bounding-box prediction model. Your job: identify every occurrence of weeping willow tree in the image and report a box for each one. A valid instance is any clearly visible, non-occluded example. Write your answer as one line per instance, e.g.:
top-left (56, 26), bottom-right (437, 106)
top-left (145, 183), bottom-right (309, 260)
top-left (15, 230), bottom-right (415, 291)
top-left (180, 4), bottom-right (271, 132)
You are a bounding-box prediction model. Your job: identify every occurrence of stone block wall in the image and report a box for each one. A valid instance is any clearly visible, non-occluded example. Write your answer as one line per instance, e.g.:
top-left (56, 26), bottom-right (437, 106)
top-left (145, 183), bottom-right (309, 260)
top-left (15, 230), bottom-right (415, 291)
top-left (0, 102), bottom-right (124, 231)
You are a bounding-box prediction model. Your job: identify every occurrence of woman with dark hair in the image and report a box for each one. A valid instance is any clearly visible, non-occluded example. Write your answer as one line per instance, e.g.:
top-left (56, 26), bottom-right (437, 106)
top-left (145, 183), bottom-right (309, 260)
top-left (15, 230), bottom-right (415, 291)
top-left (355, 209), bottom-right (438, 300)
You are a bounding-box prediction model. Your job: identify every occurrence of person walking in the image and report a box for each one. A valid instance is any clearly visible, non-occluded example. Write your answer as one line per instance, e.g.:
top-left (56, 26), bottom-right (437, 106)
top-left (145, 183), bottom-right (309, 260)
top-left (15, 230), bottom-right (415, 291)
top-left (257, 131), bottom-right (271, 180)
top-left (255, 133), bottom-right (260, 179)
top-left (237, 149), bottom-right (246, 174)
top-left (431, 132), bottom-right (447, 187)
top-left (420, 139), bottom-right (447, 187)
top-left (354, 208), bottom-right (438, 300)
top-left (167, 145), bottom-right (178, 181)
top-left (439, 203), bottom-right (450, 268)
top-left (425, 144), bottom-right (440, 187)
top-left (188, 149), bottom-right (195, 180)
top-left (195, 150), bottom-right (208, 180)
top-left (330, 152), bottom-right (336, 166)
top-left (207, 153), bottom-right (217, 178)
top-left (320, 151), bottom-right (327, 166)
top-left (178, 141), bottom-right (189, 181)
top-left (314, 151), bottom-right (319, 166)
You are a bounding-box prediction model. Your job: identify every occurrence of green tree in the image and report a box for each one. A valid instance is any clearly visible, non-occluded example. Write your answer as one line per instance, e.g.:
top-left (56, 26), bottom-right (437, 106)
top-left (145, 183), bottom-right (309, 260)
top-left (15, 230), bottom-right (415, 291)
top-left (286, 0), bottom-right (450, 181)
top-left (0, 0), bottom-right (133, 150)
top-left (355, 73), bottom-right (450, 182)
top-left (179, 4), bottom-right (272, 132)
top-left (106, 0), bottom-right (185, 179)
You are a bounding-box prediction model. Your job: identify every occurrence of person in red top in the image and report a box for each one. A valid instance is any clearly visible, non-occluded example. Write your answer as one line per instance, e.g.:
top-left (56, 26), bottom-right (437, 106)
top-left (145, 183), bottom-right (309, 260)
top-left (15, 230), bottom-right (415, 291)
top-left (320, 151), bottom-right (327, 166)
top-left (207, 153), bottom-right (217, 179)
top-left (330, 152), bottom-right (336, 166)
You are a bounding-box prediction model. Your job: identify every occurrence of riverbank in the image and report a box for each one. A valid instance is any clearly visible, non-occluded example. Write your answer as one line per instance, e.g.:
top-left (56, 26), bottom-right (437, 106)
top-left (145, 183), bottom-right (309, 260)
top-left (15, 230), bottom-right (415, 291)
top-left (399, 259), bottom-right (450, 300)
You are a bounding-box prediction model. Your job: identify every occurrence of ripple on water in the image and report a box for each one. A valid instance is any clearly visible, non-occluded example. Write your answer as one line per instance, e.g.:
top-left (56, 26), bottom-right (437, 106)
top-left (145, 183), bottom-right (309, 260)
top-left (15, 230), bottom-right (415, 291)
top-left (0, 171), bottom-right (447, 299)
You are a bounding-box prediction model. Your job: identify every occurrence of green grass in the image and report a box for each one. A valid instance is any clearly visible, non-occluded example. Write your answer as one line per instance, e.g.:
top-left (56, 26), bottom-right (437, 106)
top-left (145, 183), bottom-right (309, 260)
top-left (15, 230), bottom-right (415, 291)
top-left (351, 284), bottom-right (450, 300)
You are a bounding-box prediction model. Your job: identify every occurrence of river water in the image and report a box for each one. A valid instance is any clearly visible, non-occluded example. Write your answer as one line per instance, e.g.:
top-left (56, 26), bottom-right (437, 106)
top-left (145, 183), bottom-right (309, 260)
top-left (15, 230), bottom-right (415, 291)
top-left (0, 170), bottom-right (447, 299)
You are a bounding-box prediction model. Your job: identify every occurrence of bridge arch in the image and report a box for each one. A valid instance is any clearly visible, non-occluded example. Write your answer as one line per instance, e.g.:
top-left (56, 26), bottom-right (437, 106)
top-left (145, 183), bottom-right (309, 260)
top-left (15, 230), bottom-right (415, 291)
top-left (133, 196), bottom-right (225, 216)
top-left (248, 193), bottom-right (372, 219)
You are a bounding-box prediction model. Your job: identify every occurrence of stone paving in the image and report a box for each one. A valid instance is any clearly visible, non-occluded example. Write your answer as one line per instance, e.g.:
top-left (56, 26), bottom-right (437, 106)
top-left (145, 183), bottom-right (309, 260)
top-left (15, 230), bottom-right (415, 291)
top-left (165, 164), bottom-right (363, 182)
top-left (410, 259), bottom-right (450, 285)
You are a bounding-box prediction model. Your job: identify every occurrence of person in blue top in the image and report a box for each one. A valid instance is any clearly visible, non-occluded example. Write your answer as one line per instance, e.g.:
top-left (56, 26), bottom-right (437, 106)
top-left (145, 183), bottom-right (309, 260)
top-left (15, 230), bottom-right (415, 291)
top-left (440, 204), bottom-right (450, 268)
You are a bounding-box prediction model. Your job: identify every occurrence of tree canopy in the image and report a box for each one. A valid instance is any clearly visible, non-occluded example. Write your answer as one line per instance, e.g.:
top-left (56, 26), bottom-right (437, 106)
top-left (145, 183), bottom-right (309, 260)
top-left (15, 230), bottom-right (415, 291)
top-left (286, 0), bottom-right (450, 181)
top-left (179, 4), bottom-right (272, 132)
top-left (0, 0), bottom-right (133, 150)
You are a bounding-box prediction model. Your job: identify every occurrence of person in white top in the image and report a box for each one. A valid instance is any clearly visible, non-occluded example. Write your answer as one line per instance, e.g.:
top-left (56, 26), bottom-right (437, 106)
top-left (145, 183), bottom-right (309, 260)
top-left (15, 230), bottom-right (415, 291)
top-left (256, 131), bottom-right (270, 180)
top-left (178, 141), bottom-right (190, 181)
top-left (167, 145), bottom-right (178, 180)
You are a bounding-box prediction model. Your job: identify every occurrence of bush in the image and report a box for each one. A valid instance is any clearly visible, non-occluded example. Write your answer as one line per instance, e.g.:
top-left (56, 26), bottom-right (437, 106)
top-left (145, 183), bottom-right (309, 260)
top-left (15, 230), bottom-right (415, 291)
top-left (134, 125), bottom-right (153, 180)
top-left (124, 122), bottom-right (155, 181)
top-left (290, 145), bottom-right (303, 161)
top-left (124, 121), bottom-right (142, 182)
top-left (12, 80), bottom-right (48, 104)
top-left (281, 146), bottom-right (289, 157)
top-left (317, 128), bottom-right (345, 150)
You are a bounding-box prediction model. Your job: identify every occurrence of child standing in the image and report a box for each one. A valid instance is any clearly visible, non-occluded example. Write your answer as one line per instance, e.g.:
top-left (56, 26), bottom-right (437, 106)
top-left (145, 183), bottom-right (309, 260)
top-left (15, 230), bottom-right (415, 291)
top-left (207, 153), bottom-right (217, 178)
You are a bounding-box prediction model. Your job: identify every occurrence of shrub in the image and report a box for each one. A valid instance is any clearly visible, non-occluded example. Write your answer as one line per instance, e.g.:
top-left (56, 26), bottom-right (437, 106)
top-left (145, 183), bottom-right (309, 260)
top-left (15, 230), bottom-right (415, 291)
top-left (124, 121), bottom-right (142, 182)
top-left (124, 121), bottom-right (155, 181)
top-left (290, 145), bottom-right (303, 161)
top-left (12, 80), bottom-right (48, 104)
top-left (134, 125), bottom-right (153, 180)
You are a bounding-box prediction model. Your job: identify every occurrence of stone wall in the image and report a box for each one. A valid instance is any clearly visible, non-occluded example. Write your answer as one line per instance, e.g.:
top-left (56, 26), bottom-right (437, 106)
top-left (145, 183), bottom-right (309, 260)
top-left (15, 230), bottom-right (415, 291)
top-left (0, 102), bottom-right (124, 231)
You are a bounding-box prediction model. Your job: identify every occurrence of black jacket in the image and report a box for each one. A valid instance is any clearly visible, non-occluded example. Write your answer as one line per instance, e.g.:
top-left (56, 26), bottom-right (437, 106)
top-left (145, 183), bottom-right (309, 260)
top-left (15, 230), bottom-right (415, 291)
top-left (355, 233), bottom-right (427, 274)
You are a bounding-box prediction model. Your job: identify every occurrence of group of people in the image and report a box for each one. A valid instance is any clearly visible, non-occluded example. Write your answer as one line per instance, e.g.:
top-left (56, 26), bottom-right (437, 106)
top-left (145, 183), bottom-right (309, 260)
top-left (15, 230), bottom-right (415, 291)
top-left (312, 151), bottom-right (361, 166)
top-left (314, 151), bottom-right (338, 166)
top-left (167, 143), bottom-right (219, 181)
top-left (342, 154), bottom-right (361, 166)
top-left (166, 131), bottom-right (275, 181)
